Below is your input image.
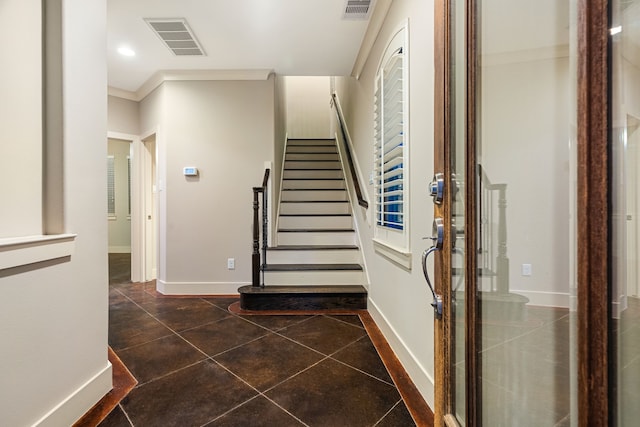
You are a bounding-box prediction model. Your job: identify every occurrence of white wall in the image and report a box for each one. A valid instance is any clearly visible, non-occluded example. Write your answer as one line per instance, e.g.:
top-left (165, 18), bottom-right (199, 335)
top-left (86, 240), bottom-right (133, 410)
top-left (335, 0), bottom-right (436, 406)
top-left (0, 0), bottom-right (111, 425)
top-left (0, 0), bottom-right (43, 237)
top-left (285, 76), bottom-right (332, 139)
top-left (108, 139), bottom-right (132, 253)
top-left (139, 78), bottom-right (276, 294)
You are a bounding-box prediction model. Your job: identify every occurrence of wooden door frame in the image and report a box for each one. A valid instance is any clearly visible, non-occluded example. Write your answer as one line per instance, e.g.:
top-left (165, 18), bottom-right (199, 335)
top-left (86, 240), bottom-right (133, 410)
top-left (434, 0), bottom-right (611, 425)
top-left (434, 0), bottom-right (479, 425)
top-left (576, 0), bottom-right (610, 425)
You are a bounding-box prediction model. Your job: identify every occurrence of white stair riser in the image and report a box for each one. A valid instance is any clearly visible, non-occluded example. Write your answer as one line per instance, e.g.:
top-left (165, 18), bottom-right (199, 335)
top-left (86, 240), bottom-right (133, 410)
top-left (280, 202), bottom-right (350, 215)
top-left (282, 179), bottom-right (345, 190)
top-left (288, 140), bottom-right (335, 146)
top-left (277, 231), bottom-right (356, 246)
top-left (264, 270), bottom-right (365, 286)
top-left (267, 249), bottom-right (361, 264)
top-left (283, 170), bottom-right (344, 179)
top-left (287, 146), bottom-right (337, 153)
top-left (281, 190), bottom-right (348, 201)
top-left (285, 161), bottom-right (341, 169)
top-left (286, 153), bottom-right (340, 161)
top-left (278, 215), bottom-right (352, 229)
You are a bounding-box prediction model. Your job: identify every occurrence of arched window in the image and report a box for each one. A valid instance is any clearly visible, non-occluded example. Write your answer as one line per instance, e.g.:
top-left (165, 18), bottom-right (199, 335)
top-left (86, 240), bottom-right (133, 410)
top-left (373, 24), bottom-right (409, 255)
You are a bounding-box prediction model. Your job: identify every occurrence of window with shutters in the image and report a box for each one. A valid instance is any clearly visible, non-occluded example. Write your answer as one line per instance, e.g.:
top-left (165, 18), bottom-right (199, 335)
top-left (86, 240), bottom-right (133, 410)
top-left (373, 24), bottom-right (409, 260)
top-left (107, 156), bottom-right (116, 219)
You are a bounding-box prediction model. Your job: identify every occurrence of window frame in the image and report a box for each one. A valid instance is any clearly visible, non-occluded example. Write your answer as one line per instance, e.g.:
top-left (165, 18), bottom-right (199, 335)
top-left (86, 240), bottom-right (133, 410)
top-left (372, 22), bottom-right (411, 266)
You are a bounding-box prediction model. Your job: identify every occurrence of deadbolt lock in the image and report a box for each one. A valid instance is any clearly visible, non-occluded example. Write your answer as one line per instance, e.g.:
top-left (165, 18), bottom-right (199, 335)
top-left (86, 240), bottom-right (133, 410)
top-left (429, 173), bottom-right (445, 204)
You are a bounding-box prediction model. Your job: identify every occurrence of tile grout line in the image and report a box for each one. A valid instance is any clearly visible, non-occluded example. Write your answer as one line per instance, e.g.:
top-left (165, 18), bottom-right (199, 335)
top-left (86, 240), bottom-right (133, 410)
top-left (479, 312), bottom-right (571, 354)
top-left (372, 399), bottom-right (405, 427)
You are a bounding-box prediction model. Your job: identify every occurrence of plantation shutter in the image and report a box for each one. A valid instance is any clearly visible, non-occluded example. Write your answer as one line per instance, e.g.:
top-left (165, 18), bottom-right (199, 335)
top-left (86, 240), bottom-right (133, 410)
top-left (107, 156), bottom-right (116, 217)
top-left (374, 47), bottom-right (404, 231)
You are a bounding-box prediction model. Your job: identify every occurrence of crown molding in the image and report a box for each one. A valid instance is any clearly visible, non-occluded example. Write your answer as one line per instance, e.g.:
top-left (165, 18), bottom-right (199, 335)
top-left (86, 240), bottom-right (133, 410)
top-left (108, 69), bottom-right (274, 101)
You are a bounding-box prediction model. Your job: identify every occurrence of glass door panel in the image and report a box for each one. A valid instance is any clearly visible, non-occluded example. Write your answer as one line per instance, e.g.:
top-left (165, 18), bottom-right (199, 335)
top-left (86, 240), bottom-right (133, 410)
top-left (475, 0), bottom-right (577, 425)
top-left (451, 0), bottom-right (466, 423)
top-left (612, 1), bottom-right (640, 425)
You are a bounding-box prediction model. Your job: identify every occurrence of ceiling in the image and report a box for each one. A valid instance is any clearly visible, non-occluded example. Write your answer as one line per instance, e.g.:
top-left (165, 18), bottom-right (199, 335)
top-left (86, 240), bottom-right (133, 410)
top-left (107, 0), bottom-right (376, 95)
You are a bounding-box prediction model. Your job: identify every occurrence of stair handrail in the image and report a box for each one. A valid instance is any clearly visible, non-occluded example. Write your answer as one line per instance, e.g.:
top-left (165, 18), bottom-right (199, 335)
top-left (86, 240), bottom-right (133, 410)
top-left (252, 168), bottom-right (270, 287)
top-left (478, 165), bottom-right (509, 294)
top-left (331, 93), bottom-right (369, 209)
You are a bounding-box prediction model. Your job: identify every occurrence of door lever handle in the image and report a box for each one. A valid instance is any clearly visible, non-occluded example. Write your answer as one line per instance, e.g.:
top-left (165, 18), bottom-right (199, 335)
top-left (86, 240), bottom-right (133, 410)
top-left (422, 217), bottom-right (444, 319)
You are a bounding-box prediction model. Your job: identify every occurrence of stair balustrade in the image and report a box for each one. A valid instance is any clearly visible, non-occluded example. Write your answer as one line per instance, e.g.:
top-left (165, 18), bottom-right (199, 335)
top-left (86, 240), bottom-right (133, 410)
top-left (478, 165), bottom-right (509, 294)
top-left (252, 168), bottom-right (270, 287)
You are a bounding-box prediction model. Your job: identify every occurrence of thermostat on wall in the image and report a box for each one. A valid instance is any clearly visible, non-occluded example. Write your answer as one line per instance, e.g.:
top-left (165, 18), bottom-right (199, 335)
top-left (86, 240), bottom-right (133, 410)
top-left (183, 167), bottom-right (199, 176)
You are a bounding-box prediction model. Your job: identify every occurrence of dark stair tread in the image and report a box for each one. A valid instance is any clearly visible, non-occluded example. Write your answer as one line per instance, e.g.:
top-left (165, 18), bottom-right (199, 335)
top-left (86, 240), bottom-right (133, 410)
top-left (280, 200), bottom-right (348, 203)
top-left (263, 263), bottom-right (363, 271)
top-left (284, 168), bottom-right (343, 171)
top-left (282, 188), bottom-right (346, 191)
top-left (285, 159), bottom-right (340, 162)
top-left (278, 228), bottom-right (354, 233)
top-left (279, 213), bottom-right (351, 217)
top-left (238, 285), bottom-right (367, 311)
top-left (283, 178), bottom-right (344, 180)
top-left (268, 245), bottom-right (359, 250)
top-left (286, 152), bottom-right (340, 156)
top-left (239, 285), bottom-right (366, 294)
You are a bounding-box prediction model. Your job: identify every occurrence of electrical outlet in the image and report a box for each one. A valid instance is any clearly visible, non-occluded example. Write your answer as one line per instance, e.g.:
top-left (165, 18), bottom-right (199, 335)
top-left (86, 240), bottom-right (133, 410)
top-left (227, 258), bottom-right (235, 270)
top-left (521, 263), bottom-right (532, 276)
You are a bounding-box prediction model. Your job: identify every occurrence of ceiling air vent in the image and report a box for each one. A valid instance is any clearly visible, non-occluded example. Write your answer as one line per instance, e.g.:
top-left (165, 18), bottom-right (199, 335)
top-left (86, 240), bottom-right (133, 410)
top-left (145, 18), bottom-right (205, 56)
top-left (343, 0), bottom-right (372, 20)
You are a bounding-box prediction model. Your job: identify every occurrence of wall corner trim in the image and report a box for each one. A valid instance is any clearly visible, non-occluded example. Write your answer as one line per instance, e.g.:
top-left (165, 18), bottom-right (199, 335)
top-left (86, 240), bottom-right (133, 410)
top-left (351, 0), bottom-right (393, 79)
top-left (0, 234), bottom-right (77, 271)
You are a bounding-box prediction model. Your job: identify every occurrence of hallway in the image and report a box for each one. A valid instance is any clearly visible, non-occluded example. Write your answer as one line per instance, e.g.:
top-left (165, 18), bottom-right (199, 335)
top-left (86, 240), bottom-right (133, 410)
top-left (99, 254), bottom-right (430, 426)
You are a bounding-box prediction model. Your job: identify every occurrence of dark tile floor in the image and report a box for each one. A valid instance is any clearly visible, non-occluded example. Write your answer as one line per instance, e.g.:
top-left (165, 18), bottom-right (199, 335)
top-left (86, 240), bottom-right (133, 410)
top-left (102, 254), bottom-right (418, 426)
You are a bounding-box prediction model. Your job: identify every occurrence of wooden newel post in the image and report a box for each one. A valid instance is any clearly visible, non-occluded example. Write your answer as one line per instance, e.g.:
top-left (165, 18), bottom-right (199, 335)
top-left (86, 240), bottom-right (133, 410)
top-left (252, 188), bottom-right (260, 287)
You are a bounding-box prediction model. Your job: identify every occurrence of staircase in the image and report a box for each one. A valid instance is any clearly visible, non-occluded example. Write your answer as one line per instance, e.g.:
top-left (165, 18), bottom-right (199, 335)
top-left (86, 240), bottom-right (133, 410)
top-left (239, 138), bottom-right (367, 311)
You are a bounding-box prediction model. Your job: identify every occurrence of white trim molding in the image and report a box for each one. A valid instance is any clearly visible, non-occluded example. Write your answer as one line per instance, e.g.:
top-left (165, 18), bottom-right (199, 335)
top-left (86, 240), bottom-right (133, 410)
top-left (373, 238), bottom-right (412, 270)
top-left (157, 280), bottom-right (246, 295)
top-left (368, 298), bottom-right (434, 406)
top-left (0, 234), bottom-right (76, 271)
top-left (108, 69), bottom-right (273, 102)
top-left (33, 362), bottom-right (112, 427)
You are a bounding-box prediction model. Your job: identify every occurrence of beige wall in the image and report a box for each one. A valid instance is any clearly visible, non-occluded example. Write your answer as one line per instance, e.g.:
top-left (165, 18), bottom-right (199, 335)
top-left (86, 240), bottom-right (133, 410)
top-left (480, 56), bottom-right (571, 306)
top-left (108, 95), bottom-right (140, 135)
top-left (335, 0), bottom-right (436, 405)
top-left (285, 76), bottom-right (332, 139)
top-left (144, 79), bottom-right (275, 294)
top-left (108, 138), bottom-right (132, 252)
top-left (0, 0), bottom-right (42, 237)
top-left (0, 0), bottom-right (111, 425)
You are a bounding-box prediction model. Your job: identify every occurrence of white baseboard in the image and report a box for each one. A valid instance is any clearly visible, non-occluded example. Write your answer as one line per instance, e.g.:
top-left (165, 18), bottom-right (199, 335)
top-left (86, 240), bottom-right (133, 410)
top-left (34, 362), bottom-right (112, 427)
top-left (367, 299), bottom-right (434, 407)
top-left (511, 289), bottom-right (570, 308)
top-left (157, 280), bottom-right (246, 295)
top-left (108, 246), bottom-right (131, 254)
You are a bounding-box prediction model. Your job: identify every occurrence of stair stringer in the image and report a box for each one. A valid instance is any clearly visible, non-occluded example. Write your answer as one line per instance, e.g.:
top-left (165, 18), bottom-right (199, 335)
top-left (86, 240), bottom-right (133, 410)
top-left (333, 130), bottom-right (371, 290)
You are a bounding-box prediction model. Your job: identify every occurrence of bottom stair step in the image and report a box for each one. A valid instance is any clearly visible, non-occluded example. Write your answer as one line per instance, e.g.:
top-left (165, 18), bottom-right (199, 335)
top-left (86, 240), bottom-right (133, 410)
top-left (238, 285), bottom-right (367, 311)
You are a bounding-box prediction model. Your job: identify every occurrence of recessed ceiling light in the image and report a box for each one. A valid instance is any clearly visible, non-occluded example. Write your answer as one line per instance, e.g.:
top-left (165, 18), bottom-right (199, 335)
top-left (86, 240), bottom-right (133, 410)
top-left (610, 26), bottom-right (622, 36)
top-left (117, 46), bottom-right (136, 57)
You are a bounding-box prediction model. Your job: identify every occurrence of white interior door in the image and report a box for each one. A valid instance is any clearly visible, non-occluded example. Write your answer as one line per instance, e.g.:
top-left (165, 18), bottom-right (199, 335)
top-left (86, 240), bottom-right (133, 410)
top-left (143, 136), bottom-right (157, 281)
